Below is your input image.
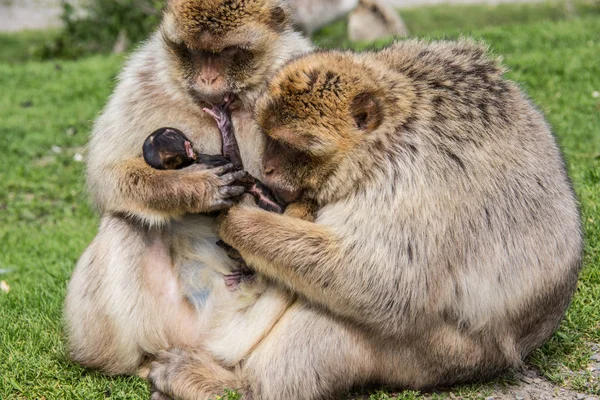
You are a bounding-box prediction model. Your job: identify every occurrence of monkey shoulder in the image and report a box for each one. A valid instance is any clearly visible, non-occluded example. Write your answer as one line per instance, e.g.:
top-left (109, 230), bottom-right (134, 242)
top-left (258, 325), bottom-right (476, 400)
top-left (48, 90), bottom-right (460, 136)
top-left (376, 40), bottom-right (514, 114)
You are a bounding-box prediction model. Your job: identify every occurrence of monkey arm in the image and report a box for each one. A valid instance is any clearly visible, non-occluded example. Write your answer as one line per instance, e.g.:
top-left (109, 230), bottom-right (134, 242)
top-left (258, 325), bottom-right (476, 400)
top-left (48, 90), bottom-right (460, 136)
top-left (217, 206), bottom-right (389, 325)
top-left (100, 158), bottom-right (245, 221)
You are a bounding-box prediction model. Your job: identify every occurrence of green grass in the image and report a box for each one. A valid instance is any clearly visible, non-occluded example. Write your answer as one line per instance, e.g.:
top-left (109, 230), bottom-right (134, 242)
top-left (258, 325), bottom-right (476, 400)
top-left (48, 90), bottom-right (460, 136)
top-left (1, 2), bottom-right (599, 399)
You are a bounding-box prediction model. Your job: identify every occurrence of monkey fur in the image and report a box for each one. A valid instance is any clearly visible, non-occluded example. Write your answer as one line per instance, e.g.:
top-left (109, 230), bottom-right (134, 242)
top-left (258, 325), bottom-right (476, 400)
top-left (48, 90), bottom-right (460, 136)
top-left (64, 0), bottom-right (312, 379)
top-left (147, 40), bottom-right (582, 400)
top-left (141, 97), bottom-right (289, 289)
top-left (348, 0), bottom-right (408, 42)
top-left (290, 0), bottom-right (408, 42)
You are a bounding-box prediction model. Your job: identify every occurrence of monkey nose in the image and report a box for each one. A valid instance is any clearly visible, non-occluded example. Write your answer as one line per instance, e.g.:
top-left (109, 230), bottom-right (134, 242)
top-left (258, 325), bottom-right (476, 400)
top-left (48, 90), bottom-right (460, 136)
top-left (200, 73), bottom-right (221, 86)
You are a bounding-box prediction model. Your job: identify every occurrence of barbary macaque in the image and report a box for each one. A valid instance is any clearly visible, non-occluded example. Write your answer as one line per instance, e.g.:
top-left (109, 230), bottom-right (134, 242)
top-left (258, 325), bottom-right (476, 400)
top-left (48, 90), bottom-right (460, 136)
top-left (142, 127), bottom-right (228, 171)
top-left (348, 0), bottom-right (408, 42)
top-left (147, 40), bottom-right (582, 400)
top-left (290, 0), bottom-right (408, 42)
top-left (142, 97), bottom-right (287, 289)
top-left (141, 113), bottom-right (284, 213)
top-left (64, 0), bottom-right (312, 378)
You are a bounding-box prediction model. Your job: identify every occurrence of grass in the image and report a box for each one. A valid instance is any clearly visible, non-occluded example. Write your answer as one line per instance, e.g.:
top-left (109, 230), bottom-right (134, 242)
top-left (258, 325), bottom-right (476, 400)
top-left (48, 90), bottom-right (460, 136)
top-left (0, 1), bottom-right (599, 399)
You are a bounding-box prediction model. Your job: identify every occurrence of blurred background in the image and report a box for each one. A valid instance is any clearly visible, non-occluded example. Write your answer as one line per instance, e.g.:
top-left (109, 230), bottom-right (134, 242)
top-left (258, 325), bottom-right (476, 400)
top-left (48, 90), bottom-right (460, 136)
top-left (1, 0), bottom-right (598, 60)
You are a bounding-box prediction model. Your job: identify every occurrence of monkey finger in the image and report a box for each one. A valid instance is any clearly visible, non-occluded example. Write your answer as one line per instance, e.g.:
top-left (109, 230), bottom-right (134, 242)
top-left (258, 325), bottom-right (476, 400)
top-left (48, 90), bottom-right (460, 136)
top-left (219, 185), bottom-right (245, 198)
top-left (223, 93), bottom-right (235, 107)
top-left (216, 239), bottom-right (234, 251)
top-left (211, 163), bottom-right (239, 176)
top-left (219, 170), bottom-right (249, 185)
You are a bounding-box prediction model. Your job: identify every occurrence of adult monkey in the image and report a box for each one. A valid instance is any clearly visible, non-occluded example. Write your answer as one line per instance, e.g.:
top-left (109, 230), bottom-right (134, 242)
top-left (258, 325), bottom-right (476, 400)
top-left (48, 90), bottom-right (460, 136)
top-left (147, 41), bottom-right (583, 399)
top-left (64, 0), bottom-right (312, 377)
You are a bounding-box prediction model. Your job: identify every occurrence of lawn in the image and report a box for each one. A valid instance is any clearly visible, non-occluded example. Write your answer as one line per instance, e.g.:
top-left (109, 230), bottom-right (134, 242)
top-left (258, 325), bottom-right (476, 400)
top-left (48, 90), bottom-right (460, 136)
top-left (0, 1), bottom-right (599, 399)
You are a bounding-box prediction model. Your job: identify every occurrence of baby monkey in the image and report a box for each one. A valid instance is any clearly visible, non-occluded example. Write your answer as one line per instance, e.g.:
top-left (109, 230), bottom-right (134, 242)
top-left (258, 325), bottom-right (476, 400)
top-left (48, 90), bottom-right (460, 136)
top-left (142, 96), bottom-right (287, 289)
top-left (143, 96), bottom-right (284, 214)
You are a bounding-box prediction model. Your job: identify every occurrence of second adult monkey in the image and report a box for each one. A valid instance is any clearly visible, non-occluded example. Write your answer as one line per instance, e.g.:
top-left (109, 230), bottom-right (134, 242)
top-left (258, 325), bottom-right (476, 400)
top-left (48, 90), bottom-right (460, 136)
top-left (64, 0), bottom-right (313, 378)
top-left (148, 40), bottom-right (582, 399)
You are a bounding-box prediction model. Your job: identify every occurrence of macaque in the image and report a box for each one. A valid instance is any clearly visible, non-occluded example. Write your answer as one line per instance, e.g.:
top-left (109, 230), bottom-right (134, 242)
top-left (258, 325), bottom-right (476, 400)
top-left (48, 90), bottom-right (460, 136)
top-left (64, 0), bottom-right (312, 379)
top-left (290, 0), bottom-right (408, 42)
top-left (141, 97), bottom-right (287, 290)
top-left (348, 0), bottom-right (408, 42)
top-left (148, 40), bottom-right (582, 400)
top-left (141, 119), bottom-right (284, 213)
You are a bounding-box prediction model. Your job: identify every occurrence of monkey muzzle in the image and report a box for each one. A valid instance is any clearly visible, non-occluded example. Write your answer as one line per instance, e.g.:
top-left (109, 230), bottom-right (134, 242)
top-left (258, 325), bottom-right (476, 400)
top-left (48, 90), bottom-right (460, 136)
top-left (268, 182), bottom-right (303, 206)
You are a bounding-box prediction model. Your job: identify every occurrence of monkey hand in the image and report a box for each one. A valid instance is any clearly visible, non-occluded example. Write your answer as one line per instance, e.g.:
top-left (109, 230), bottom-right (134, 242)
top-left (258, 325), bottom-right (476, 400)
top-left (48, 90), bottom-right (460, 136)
top-left (178, 163), bottom-right (247, 213)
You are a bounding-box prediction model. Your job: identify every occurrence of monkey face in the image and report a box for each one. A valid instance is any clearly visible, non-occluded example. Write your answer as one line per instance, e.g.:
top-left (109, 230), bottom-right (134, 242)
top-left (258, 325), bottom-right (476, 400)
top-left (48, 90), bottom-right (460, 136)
top-left (143, 128), bottom-right (197, 170)
top-left (162, 0), bottom-right (292, 104)
top-left (256, 52), bottom-right (387, 202)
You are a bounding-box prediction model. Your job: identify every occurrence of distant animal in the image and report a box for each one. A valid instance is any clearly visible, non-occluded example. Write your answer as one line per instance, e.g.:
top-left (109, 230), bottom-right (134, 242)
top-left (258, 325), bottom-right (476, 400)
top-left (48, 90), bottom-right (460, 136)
top-left (348, 0), bottom-right (408, 42)
top-left (291, 0), bottom-right (408, 41)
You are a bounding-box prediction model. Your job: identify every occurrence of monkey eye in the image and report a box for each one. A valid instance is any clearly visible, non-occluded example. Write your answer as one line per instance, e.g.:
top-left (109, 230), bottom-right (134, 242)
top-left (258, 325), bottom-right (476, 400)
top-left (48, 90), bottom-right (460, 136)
top-left (222, 46), bottom-right (240, 56)
top-left (165, 38), bottom-right (191, 58)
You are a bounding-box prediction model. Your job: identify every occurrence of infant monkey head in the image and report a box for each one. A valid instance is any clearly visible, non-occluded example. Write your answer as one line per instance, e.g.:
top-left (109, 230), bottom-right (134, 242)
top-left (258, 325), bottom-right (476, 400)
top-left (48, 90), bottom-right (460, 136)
top-left (255, 51), bottom-right (414, 204)
top-left (161, 0), bottom-right (295, 104)
top-left (143, 128), bottom-right (197, 170)
top-left (143, 127), bottom-right (231, 171)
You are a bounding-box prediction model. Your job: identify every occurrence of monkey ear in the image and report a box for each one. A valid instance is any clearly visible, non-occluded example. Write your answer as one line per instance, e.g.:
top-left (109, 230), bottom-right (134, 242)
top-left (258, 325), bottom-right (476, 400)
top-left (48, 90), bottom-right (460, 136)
top-left (350, 92), bottom-right (383, 133)
top-left (268, 6), bottom-right (288, 31)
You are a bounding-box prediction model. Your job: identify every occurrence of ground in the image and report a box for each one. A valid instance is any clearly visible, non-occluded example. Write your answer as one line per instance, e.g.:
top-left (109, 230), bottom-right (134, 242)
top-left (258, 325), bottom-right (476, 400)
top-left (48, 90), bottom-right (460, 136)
top-left (0, 1), bottom-right (599, 399)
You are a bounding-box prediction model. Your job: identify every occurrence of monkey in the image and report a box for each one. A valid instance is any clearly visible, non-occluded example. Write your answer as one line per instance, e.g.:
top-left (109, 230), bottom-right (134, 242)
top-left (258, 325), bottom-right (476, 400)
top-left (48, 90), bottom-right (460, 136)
top-left (141, 98), bottom-right (288, 290)
top-left (290, 0), bottom-right (359, 35)
top-left (141, 124), bottom-right (284, 213)
top-left (64, 0), bottom-right (313, 378)
top-left (289, 0), bottom-right (408, 43)
top-left (142, 127), bottom-right (230, 170)
top-left (146, 39), bottom-right (583, 400)
top-left (348, 0), bottom-right (408, 42)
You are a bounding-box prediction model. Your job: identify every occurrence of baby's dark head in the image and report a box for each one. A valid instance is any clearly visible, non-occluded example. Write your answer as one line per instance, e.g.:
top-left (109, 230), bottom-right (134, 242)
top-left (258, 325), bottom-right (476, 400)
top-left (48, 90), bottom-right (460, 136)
top-left (143, 128), bottom-right (197, 170)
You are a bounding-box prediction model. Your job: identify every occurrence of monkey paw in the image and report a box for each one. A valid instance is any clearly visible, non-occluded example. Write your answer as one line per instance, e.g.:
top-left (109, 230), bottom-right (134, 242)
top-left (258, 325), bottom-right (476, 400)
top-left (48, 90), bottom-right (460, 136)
top-left (203, 100), bottom-right (233, 134)
top-left (147, 349), bottom-right (189, 399)
top-left (149, 387), bottom-right (173, 400)
top-left (148, 349), bottom-right (243, 400)
top-left (183, 163), bottom-right (247, 212)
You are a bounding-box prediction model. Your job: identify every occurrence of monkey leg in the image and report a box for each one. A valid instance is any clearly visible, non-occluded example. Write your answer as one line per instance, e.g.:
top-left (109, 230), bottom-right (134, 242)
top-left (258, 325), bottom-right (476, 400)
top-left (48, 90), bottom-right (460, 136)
top-left (148, 348), bottom-right (246, 400)
top-left (244, 308), bottom-right (515, 398)
top-left (203, 96), bottom-right (243, 170)
top-left (243, 303), bottom-right (376, 400)
top-left (148, 301), bottom-right (375, 400)
top-left (204, 99), bottom-right (284, 213)
top-left (64, 214), bottom-right (204, 375)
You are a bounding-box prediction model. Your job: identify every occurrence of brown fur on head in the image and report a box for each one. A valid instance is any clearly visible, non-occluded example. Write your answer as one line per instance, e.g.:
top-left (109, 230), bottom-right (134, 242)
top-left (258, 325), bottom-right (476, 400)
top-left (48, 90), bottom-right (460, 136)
top-left (161, 0), bottom-right (294, 104)
top-left (256, 51), bottom-right (415, 204)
